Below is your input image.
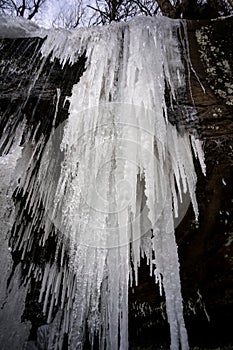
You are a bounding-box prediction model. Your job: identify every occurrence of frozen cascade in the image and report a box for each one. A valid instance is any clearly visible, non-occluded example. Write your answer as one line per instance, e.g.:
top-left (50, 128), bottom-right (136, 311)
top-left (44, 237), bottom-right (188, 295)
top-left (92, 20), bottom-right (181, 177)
top-left (0, 15), bottom-right (206, 350)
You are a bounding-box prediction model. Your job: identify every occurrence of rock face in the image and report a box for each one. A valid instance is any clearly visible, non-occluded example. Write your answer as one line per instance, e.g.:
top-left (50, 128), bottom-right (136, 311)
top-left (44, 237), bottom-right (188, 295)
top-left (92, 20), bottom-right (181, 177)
top-left (182, 17), bottom-right (233, 349)
top-left (0, 17), bottom-right (232, 350)
top-left (129, 17), bottom-right (233, 349)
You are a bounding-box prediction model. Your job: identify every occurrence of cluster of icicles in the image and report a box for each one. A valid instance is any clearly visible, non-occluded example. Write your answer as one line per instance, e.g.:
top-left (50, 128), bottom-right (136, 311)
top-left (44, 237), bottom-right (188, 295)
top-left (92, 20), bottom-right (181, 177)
top-left (0, 16), bottom-right (205, 350)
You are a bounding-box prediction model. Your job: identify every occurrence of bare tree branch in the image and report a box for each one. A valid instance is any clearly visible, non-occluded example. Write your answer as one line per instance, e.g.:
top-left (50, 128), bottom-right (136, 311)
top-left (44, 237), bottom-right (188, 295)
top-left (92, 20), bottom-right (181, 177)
top-left (87, 4), bottom-right (108, 18)
top-left (2, 0), bottom-right (230, 27)
top-left (0, 0), bottom-right (46, 19)
top-left (28, 0), bottom-right (45, 19)
top-left (131, 0), bottom-right (157, 16)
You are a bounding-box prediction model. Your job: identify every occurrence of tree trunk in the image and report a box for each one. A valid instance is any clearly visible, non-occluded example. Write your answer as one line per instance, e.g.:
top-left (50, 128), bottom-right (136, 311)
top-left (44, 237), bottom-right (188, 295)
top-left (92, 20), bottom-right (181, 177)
top-left (156, 0), bottom-right (176, 18)
top-left (227, 0), bottom-right (233, 9)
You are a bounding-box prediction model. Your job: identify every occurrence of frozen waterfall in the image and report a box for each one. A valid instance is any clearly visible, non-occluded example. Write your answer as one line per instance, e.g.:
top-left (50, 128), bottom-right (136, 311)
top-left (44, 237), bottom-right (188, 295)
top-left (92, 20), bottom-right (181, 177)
top-left (0, 15), bottom-right (205, 350)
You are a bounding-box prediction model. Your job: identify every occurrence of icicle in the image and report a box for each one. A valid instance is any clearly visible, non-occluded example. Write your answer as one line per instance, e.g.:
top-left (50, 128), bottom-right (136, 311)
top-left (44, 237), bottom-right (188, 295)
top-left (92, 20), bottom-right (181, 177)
top-left (37, 16), bottom-right (206, 350)
top-left (52, 88), bottom-right (61, 128)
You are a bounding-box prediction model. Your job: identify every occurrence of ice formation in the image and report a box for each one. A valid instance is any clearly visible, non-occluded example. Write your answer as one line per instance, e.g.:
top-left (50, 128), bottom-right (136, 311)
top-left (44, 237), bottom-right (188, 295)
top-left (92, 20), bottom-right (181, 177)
top-left (0, 14), bottom-right (47, 38)
top-left (0, 15), bottom-right (205, 350)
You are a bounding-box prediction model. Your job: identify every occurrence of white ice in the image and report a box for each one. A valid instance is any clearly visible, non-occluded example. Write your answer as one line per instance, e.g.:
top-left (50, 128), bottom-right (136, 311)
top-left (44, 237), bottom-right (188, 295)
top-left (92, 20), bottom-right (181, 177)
top-left (0, 14), bottom-right (47, 38)
top-left (0, 15), bottom-right (206, 350)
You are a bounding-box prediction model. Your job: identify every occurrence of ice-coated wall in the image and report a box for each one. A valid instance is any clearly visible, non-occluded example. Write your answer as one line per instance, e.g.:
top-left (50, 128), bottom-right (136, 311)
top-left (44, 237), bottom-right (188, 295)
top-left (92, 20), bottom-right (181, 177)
top-left (0, 15), bottom-right (205, 350)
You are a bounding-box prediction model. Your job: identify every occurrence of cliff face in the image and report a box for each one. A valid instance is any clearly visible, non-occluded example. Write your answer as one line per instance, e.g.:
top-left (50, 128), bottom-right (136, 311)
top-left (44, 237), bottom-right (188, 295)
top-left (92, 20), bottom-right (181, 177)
top-left (182, 17), bottom-right (233, 348)
top-left (0, 17), bottom-right (232, 350)
top-left (129, 17), bottom-right (233, 349)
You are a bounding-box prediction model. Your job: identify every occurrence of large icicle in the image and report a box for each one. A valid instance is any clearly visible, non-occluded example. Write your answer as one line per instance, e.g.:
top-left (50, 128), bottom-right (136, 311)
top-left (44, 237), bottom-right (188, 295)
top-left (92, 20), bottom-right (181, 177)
top-left (37, 16), bottom-right (205, 350)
